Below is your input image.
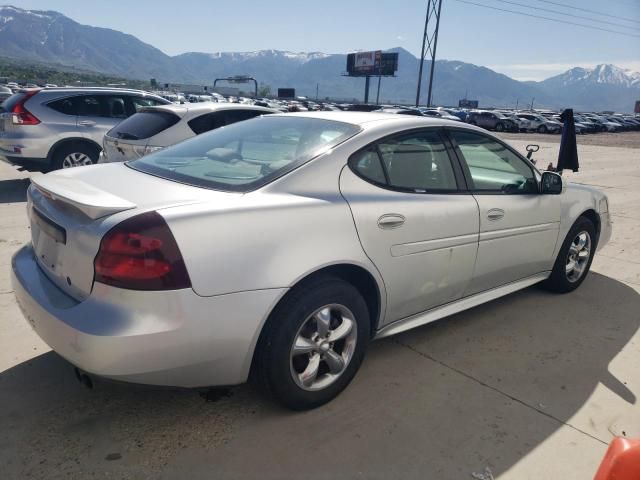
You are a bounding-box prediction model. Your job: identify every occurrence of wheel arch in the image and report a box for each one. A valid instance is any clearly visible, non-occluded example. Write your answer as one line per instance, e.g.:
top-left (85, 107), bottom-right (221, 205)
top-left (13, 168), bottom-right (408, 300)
top-left (579, 208), bottom-right (601, 244)
top-left (46, 137), bottom-right (102, 165)
top-left (248, 262), bottom-right (384, 382)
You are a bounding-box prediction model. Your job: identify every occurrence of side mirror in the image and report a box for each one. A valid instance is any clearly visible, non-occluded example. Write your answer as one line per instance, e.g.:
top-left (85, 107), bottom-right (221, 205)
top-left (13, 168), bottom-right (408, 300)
top-left (541, 171), bottom-right (563, 194)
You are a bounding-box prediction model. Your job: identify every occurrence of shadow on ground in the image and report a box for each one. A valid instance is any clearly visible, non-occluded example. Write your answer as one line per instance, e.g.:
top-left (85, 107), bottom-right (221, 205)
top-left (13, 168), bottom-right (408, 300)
top-left (0, 178), bottom-right (30, 203)
top-left (1, 273), bottom-right (638, 479)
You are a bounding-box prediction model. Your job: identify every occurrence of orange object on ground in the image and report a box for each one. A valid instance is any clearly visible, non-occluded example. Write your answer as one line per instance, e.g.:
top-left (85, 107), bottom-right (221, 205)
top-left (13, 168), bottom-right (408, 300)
top-left (594, 437), bottom-right (640, 480)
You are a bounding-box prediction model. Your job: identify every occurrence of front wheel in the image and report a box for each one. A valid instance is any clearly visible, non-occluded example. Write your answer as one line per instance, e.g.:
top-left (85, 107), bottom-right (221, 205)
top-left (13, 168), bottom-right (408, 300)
top-left (543, 216), bottom-right (597, 293)
top-left (253, 276), bottom-right (370, 410)
top-left (495, 122), bottom-right (504, 132)
top-left (538, 125), bottom-right (548, 134)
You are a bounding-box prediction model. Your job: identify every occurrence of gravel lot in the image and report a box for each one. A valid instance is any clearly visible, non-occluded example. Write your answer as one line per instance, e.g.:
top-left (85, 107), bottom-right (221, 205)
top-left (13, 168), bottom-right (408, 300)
top-left (1, 131), bottom-right (639, 479)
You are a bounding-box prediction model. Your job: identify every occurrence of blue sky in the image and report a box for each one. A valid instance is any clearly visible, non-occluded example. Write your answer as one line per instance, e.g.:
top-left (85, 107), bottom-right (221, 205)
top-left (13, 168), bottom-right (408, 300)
top-left (10, 0), bottom-right (640, 80)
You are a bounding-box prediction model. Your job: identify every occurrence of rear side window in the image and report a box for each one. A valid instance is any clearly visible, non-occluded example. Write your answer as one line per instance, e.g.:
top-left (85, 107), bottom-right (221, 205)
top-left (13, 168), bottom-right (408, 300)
top-left (188, 112), bottom-right (226, 135)
top-left (107, 111), bottom-right (180, 140)
top-left (188, 109), bottom-right (269, 135)
top-left (48, 97), bottom-right (78, 115)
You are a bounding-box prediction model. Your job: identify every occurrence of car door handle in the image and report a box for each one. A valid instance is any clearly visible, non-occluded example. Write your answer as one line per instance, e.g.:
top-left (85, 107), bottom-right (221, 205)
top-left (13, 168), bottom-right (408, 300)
top-left (78, 120), bottom-right (96, 127)
top-left (378, 214), bottom-right (405, 229)
top-left (487, 208), bottom-right (505, 221)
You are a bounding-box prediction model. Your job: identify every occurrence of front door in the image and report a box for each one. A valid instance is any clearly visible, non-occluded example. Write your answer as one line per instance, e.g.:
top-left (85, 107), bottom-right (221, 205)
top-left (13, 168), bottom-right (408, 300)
top-left (339, 129), bottom-right (480, 324)
top-left (447, 129), bottom-right (561, 295)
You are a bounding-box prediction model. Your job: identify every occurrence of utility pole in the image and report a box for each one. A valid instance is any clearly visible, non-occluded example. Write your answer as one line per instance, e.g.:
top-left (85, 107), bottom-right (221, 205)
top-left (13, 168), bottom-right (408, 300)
top-left (416, 0), bottom-right (443, 107)
top-left (364, 76), bottom-right (371, 104)
top-left (316, 83), bottom-right (319, 101)
top-left (515, 98), bottom-right (519, 111)
top-left (530, 97), bottom-right (535, 110)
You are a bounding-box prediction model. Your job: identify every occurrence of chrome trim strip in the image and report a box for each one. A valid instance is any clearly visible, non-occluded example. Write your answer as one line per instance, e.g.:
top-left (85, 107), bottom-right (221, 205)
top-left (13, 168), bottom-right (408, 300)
top-left (390, 232), bottom-right (479, 257)
top-left (480, 222), bottom-right (559, 242)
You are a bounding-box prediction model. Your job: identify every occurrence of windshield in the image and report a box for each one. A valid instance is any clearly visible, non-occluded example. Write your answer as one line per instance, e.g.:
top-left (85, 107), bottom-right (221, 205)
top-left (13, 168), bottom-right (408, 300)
top-left (129, 116), bottom-right (360, 192)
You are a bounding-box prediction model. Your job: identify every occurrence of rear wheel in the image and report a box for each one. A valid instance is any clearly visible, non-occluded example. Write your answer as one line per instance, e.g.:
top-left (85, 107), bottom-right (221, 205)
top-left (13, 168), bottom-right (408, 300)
top-left (495, 122), bottom-right (504, 132)
top-left (51, 143), bottom-right (100, 170)
top-left (538, 125), bottom-right (548, 134)
top-left (254, 276), bottom-right (370, 410)
top-left (543, 216), bottom-right (596, 293)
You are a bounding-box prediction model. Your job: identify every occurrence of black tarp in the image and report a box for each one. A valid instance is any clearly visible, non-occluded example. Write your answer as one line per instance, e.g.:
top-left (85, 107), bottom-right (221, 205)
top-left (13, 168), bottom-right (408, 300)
top-left (557, 108), bottom-right (579, 172)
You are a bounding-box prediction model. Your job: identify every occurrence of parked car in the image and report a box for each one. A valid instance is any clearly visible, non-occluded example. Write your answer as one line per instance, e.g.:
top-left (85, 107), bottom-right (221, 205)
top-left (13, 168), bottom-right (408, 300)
top-left (499, 111), bottom-right (530, 132)
top-left (101, 103), bottom-right (277, 163)
top-left (466, 110), bottom-right (518, 132)
top-left (582, 114), bottom-right (620, 132)
top-left (11, 112), bottom-right (611, 410)
top-left (0, 85), bottom-right (12, 103)
top-left (420, 109), bottom-right (462, 121)
top-left (516, 113), bottom-right (561, 133)
top-left (0, 87), bottom-right (170, 169)
top-left (376, 107), bottom-right (424, 116)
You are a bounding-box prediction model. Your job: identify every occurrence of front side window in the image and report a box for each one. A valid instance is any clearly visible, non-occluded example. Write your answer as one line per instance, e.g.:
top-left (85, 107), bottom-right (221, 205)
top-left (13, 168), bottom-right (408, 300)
top-left (130, 116), bottom-right (360, 192)
top-left (450, 130), bottom-right (537, 194)
top-left (350, 130), bottom-right (458, 192)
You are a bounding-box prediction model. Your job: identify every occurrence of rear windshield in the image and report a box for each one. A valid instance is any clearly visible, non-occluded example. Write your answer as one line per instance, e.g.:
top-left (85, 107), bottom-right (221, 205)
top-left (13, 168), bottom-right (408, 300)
top-left (107, 111), bottom-right (180, 140)
top-left (129, 116), bottom-right (360, 192)
top-left (1, 92), bottom-right (29, 112)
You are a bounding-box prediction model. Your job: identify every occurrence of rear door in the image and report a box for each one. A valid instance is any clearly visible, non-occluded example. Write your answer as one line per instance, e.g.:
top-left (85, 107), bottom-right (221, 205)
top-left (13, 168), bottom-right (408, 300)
top-left (76, 94), bottom-right (129, 145)
top-left (447, 128), bottom-right (560, 295)
top-left (339, 128), bottom-right (479, 324)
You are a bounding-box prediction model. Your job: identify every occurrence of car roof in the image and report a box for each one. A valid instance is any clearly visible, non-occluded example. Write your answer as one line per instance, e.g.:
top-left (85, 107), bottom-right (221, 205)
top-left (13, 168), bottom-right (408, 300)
top-left (271, 110), bottom-right (481, 130)
top-left (140, 102), bottom-right (278, 117)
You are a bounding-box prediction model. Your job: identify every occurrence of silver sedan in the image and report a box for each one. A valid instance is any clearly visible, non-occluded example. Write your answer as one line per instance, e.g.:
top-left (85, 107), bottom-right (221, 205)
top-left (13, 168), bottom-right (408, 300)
top-left (11, 112), bottom-right (611, 409)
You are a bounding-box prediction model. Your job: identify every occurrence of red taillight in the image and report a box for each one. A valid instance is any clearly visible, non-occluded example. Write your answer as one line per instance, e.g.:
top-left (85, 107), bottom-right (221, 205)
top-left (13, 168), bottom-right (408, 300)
top-left (94, 211), bottom-right (191, 291)
top-left (11, 90), bottom-right (41, 125)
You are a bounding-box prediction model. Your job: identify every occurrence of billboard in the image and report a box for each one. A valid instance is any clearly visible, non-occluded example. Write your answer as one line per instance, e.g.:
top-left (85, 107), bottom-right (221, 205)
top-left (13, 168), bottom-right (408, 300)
top-left (346, 52), bottom-right (398, 77)
top-left (278, 88), bottom-right (296, 99)
top-left (459, 99), bottom-right (479, 109)
top-left (635, 100), bottom-right (640, 114)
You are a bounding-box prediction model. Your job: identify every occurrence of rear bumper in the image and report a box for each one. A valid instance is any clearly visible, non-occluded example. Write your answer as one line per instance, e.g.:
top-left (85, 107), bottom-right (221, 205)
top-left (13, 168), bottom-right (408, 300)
top-left (11, 244), bottom-right (286, 387)
top-left (0, 134), bottom-right (50, 160)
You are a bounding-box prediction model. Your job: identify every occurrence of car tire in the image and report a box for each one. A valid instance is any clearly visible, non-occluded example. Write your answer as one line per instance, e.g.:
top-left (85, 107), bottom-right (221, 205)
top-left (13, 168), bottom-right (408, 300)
top-left (253, 275), bottom-right (370, 410)
top-left (537, 125), bottom-right (548, 134)
top-left (51, 142), bottom-right (100, 170)
top-left (542, 216), bottom-right (597, 294)
top-left (495, 122), bottom-right (504, 132)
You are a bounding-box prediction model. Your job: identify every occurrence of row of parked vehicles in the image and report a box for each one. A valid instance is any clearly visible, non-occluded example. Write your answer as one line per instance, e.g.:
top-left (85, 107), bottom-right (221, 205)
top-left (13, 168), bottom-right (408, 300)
top-left (1, 85), bottom-right (639, 171)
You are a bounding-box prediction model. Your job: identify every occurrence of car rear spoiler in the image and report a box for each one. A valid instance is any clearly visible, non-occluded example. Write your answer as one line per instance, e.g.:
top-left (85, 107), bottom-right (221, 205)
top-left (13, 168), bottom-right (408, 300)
top-left (31, 174), bottom-right (136, 220)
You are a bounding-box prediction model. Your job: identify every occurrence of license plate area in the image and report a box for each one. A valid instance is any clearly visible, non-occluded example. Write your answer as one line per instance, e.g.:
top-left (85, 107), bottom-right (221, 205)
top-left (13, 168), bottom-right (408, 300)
top-left (31, 207), bottom-right (66, 245)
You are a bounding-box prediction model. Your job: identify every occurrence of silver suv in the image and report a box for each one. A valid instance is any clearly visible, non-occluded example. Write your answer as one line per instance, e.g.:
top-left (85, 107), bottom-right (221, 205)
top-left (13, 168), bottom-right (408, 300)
top-left (0, 87), bottom-right (169, 169)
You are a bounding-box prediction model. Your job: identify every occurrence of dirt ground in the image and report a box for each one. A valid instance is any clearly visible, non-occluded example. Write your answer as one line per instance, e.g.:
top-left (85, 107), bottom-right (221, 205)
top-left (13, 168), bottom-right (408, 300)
top-left (500, 130), bottom-right (640, 149)
top-left (1, 131), bottom-right (639, 479)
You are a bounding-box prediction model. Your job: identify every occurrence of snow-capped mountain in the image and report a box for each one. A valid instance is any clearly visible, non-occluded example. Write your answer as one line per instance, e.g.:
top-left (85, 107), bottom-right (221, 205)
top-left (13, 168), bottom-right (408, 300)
top-left (543, 64), bottom-right (640, 88)
top-left (0, 5), bottom-right (638, 111)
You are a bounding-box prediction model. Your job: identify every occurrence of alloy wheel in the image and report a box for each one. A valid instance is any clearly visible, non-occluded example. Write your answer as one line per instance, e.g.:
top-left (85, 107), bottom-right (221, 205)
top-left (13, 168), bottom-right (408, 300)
top-left (62, 152), bottom-right (93, 168)
top-left (289, 304), bottom-right (358, 391)
top-left (566, 231), bottom-right (591, 282)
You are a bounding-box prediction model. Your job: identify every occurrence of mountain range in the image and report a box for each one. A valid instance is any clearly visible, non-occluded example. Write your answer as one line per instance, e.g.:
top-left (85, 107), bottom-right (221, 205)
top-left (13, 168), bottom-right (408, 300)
top-left (0, 5), bottom-right (638, 111)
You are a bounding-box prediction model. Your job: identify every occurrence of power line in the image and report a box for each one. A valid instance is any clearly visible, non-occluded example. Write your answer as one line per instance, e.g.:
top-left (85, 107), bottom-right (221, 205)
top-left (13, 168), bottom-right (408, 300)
top-left (535, 0), bottom-right (640, 25)
top-left (451, 0), bottom-right (640, 38)
top-left (494, 0), bottom-right (639, 30)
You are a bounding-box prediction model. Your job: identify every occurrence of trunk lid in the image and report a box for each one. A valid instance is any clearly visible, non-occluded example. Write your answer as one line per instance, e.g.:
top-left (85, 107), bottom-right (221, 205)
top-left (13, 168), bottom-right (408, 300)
top-left (28, 163), bottom-right (238, 300)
